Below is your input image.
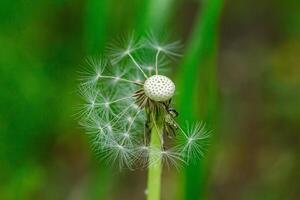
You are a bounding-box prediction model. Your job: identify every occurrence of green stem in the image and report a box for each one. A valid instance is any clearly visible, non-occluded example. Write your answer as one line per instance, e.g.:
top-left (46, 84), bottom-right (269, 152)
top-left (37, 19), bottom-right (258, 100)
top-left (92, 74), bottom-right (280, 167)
top-left (147, 122), bottom-right (163, 200)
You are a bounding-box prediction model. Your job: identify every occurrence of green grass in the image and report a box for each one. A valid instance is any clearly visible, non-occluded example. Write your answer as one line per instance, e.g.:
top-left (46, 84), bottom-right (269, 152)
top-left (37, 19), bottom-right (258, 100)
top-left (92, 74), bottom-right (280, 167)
top-left (176, 0), bottom-right (223, 199)
top-left (139, 0), bottom-right (175, 33)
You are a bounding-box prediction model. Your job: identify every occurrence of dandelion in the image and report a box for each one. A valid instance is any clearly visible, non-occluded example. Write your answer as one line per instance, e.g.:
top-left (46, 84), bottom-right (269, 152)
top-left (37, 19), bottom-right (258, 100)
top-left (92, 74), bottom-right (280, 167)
top-left (77, 33), bottom-right (210, 200)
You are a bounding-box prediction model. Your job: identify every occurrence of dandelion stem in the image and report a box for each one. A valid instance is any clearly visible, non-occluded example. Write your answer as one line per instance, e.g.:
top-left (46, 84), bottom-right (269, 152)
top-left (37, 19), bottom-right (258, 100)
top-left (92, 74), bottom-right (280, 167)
top-left (147, 114), bottom-right (163, 200)
top-left (128, 53), bottom-right (148, 78)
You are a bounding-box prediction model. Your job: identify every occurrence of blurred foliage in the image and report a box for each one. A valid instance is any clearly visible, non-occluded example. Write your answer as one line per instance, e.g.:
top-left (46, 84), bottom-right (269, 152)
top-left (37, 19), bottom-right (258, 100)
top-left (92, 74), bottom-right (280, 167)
top-left (176, 0), bottom-right (223, 199)
top-left (0, 0), bottom-right (299, 200)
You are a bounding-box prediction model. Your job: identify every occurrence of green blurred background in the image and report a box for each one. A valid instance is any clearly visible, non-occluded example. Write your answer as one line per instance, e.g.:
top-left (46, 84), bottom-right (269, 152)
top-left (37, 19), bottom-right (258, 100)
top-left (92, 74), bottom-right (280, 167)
top-left (0, 0), bottom-right (299, 199)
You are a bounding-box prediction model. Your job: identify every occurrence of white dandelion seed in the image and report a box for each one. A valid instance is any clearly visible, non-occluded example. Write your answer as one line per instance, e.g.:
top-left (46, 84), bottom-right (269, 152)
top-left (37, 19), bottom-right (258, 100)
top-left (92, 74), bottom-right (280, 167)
top-left (175, 122), bottom-right (211, 163)
top-left (77, 33), bottom-right (211, 169)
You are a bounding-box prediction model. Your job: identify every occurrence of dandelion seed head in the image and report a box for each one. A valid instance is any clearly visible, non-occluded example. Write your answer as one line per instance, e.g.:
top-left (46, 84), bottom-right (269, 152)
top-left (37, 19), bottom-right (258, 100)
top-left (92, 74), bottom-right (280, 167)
top-left (77, 33), bottom-right (210, 169)
top-left (144, 75), bottom-right (175, 101)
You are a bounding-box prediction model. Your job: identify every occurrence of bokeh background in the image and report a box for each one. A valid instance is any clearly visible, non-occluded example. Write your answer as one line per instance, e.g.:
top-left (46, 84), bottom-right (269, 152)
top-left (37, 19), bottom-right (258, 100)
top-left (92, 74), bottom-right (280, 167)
top-left (0, 0), bottom-right (299, 199)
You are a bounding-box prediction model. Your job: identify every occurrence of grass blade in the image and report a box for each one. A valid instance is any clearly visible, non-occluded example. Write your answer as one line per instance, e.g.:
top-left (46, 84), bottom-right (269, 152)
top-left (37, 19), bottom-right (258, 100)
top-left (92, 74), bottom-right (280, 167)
top-left (176, 0), bottom-right (223, 199)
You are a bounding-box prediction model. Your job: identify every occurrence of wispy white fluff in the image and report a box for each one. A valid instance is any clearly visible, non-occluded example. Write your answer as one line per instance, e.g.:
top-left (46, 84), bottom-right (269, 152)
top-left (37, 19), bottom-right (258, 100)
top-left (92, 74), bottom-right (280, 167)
top-left (77, 33), bottom-right (209, 169)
